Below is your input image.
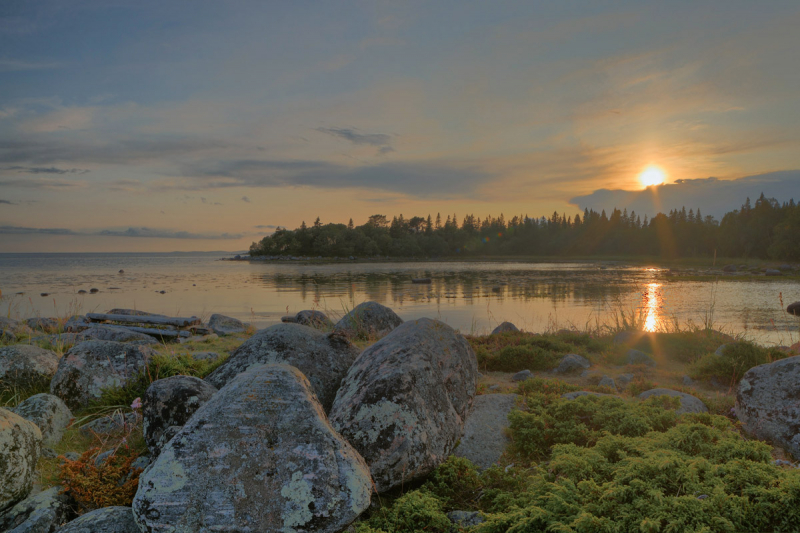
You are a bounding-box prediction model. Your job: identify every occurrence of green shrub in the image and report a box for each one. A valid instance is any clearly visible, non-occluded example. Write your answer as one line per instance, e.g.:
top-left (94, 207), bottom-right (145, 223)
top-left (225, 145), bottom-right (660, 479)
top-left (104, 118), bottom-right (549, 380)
top-left (365, 490), bottom-right (451, 533)
top-left (628, 330), bottom-right (733, 364)
top-left (471, 333), bottom-right (600, 372)
top-left (689, 341), bottom-right (790, 386)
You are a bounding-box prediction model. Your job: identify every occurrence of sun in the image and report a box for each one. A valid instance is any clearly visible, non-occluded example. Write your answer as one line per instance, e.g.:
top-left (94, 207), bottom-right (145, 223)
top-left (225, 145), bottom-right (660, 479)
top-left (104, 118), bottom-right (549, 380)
top-left (638, 165), bottom-right (666, 188)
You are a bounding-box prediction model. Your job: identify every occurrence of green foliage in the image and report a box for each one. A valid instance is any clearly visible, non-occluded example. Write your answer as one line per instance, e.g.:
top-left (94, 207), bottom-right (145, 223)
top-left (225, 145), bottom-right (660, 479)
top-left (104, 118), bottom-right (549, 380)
top-left (364, 491), bottom-right (452, 533)
top-left (628, 330), bottom-right (734, 364)
top-left (689, 341), bottom-right (790, 386)
top-left (0, 375), bottom-right (51, 408)
top-left (470, 333), bottom-right (601, 372)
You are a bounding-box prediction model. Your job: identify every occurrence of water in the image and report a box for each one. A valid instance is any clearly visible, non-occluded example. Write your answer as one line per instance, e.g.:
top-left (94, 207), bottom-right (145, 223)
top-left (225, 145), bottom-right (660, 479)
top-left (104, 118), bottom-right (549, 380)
top-left (1, 253), bottom-right (798, 346)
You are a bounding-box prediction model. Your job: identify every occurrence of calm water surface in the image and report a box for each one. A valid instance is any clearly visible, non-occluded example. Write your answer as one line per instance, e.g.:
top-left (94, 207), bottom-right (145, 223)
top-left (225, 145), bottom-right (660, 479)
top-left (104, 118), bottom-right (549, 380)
top-left (1, 253), bottom-right (798, 346)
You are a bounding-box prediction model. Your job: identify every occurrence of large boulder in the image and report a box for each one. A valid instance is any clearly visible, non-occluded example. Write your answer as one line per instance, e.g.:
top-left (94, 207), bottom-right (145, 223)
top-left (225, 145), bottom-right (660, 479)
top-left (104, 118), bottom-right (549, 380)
top-left (50, 341), bottom-right (154, 409)
top-left (453, 394), bottom-right (519, 470)
top-left (207, 314), bottom-right (248, 336)
top-left (736, 356), bottom-right (800, 457)
top-left (333, 301), bottom-right (404, 339)
top-left (142, 375), bottom-right (217, 456)
top-left (553, 354), bottom-right (591, 374)
top-left (55, 506), bottom-right (139, 533)
top-left (0, 345), bottom-right (60, 390)
top-left (329, 318), bottom-right (478, 492)
top-left (133, 364), bottom-right (372, 533)
top-left (0, 486), bottom-right (74, 533)
top-left (205, 323), bottom-right (359, 412)
top-left (282, 310), bottom-right (334, 329)
top-left (12, 393), bottom-right (73, 447)
top-left (638, 388), bottom-right (708, 415)
top-left (491, 322), bottom-right (519, 334)
top-left (0, 408), bottom-right (42, 512)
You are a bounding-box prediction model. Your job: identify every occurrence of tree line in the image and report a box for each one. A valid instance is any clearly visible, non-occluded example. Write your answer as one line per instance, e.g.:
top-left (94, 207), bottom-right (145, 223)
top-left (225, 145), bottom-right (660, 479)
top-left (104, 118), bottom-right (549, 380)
top-left (249, 193), bottom-right (800, 260)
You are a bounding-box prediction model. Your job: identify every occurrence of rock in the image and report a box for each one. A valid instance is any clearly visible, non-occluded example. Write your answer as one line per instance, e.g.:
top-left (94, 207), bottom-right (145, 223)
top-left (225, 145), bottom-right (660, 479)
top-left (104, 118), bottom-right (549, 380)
top-left (787, 302), bottom-right (800, 316)
top-left (638, 388), bottom-right (708, 415)
top-left (329, 318), bottom-right (478, 493)
top-left (89, 288), bottom-right (99, 294)
top-left (616, 373), bottom-right (635, 387)
top-left (491, 322), bottom-right (519, 334)
top-left (205, 323), bottom-right (359, 412)
top-left (598, 376), bottom-right (617, 390)
top-left (62, 452), bottom-right (80, 461)
top-left (0, 408), bottom-right (42, 512)
top-left (765, 269), bottom-right (782, 276)
top-left (143, 375), bottom-right (217, 456)
top-left (0, 345), bottom-right (60, 390)
top-left (55, 506), bottom-right (139, 533)
top-left (281, 310), bottom-right (334, 329)
top-left (50, 341), bottom-right (154, 409)
top-left (682, 375), bottom-right (694, 386)
top-left (722, 264), bottom-right (737, 273)
top-left (626, 348), bottom-right (656, 366)
top-left (133, 364), bottom-right (372, 533)
top-left (511, 369), bottom-right (532, 382)
top-left (25, 318), bottom-right (59, 332)
top-left (63, 316), bottom-right (91, 332)
top-left (0, 317), bottom-right (20, 331)
top-left (453, 394), bottom-right (519, 470)
top-left (80, 412), bottom-right (138, 436)
top-left (107, 309), bottom-right (165, 317)
top-left (0, 486), bottom-right (74, 533)
top-left (448, 510), bottom-right (485, 528)
top-left (12, 393), bottom-right (73, 447)
top-left (207, 313), bottom-right (248, 336)
top-left (191, 351), bottom-right (220, 361)
top-left (736, 356), bottom-right (800, 458)
top-left (553, 354), bottom-right (591, 374)
top-left (41, 447), bottom-right (58, 459)
top-left (76, 325), bottom-right (157, 343)
top-left (333, 301), bottom-right (404, 339)
top-left (1, 330), bottom-right (16, 343)
top-left (562, 391), bottom-right (616, 400)
top-left (714, 344), bottom-right (729, 356)
top-left (613, 330), bottom-right (642, 345)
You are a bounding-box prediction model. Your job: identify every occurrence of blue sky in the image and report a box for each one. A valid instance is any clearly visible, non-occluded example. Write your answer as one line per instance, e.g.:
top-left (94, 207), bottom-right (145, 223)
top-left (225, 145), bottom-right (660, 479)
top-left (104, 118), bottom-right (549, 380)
top-left (1, 0), bottom-right (799, 251)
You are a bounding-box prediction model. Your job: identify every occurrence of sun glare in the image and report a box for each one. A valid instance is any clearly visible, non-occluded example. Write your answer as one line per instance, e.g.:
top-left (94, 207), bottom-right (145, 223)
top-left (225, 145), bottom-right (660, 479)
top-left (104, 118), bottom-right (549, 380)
top-left (638, 165), bottom-right (666, 188)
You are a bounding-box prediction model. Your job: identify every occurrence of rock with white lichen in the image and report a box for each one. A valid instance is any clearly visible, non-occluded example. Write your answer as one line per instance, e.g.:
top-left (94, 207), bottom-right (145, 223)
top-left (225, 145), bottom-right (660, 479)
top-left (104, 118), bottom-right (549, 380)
top-left (133, 364), bottom-right (373, 533)
top-left (0, 408), bottom-right (42, 513)
top-left (329, 318), bottom-right (478, 493)
top-left (12, 393), bottom-right (73, 447)
top-left (0, 345), bottom-right (60, 390)
top-left (0, 486), bottom-right (74, 533)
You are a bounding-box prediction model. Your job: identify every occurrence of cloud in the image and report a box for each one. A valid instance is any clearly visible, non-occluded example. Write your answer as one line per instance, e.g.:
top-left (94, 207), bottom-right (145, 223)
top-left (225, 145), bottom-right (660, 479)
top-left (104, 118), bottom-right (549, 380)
top-left (0, 178), bottom-right (85, 189)
top-left (0, 225), bottom-right (75, 235)
top-left (0, 225), bottom-right (242, 239)
top-left (316, 127), bottom-right (394, 154)
top-left (5, 166), bottom-right (90, 175)
top-left (0, 199), bottom-right (17, 205)
top-left (570, 170), bottom-right (800, 219)
top-left (254, 225), bottom-right (277, 229)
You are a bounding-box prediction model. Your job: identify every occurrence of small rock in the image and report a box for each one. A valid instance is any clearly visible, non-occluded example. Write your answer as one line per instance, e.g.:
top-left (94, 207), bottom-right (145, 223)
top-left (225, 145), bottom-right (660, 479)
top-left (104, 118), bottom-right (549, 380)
top-left (787, 302), bottom-right (800, 316)
top-left (80, 412), bottom-right (139, 436)
top-left (616, 373), bottom-right (635, 386)
top-left (0, 408), bottom-right (42, 512)
top-left (55, 506), bottom-right (139, 533)
top-left (281, 310), bottom-right (335, 329)
top-left (626, 348), bottom-right (656, 366)
top-left (333, 301), bottom-right (404, 339)
top-left (448, 510), bottom-right (485, 528)
top-left (722, 264), bottom-right (737, 273)
top-left (488, 384), bottom-right (500, 391)
top-left (683, 375), bottom-right (694, 386)
top-left (41, 447), bottom-right (58, 458)
top-left (553, 354), bottom-right (591, 374)
top-left (89, 288), bottom-right (99, 293)
top-left (512, 369), bottom-right (533, 382)
top-left (12, 393), bottom-right (73, 447)
top-left (191, 351), bottom-right (220, 361)
top-left (207, 313), bottom-right (248, 336)
top-left (765, 269), bottom-right (782, 276)
top-left (454, 394), bottom-right (519, 470)
top-left (598, 375), bottom-right (617, 390)
top-left (62, 452), bottom-right (80, 461)
top-left (25, 318), bottom-right (59, 331)
top-left (638, 388), bottom-right (708, 415)
top-left (491, 322), bottom-right (519, 334)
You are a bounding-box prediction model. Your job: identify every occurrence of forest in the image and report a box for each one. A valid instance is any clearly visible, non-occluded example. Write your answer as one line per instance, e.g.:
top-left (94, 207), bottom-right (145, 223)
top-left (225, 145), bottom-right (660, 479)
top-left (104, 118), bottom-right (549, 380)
top-left (249, 194), bottom-right (800, 260)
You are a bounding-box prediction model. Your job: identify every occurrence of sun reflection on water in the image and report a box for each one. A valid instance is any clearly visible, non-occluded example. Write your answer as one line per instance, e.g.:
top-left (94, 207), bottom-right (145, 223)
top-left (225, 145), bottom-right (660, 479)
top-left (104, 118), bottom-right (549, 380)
top-left (643, 282), bottom-right (662, 332)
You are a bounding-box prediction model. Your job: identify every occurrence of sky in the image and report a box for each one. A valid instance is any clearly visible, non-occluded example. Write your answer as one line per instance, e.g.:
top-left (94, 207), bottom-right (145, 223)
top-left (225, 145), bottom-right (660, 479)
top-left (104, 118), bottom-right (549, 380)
top-left (1, 0), bottom-right (799, 252)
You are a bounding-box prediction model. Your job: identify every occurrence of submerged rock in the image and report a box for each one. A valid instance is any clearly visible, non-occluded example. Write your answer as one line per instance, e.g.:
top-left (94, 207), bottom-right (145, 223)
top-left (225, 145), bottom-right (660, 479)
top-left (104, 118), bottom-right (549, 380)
top-left (329, 318), bottom-right (478, 492)
top-left (333, 301), bottom-right (404, 339)
top-left (0, 408), bottom-right (42, 512)
top-left (453, 393), bottom-right (519, 470)
top-left (0, 345), bottom-right (60, 390)
top-left (133, 364), bottom-right (372, 533)
top-left (638, 388), bottom-right (708, 415)
top-left (12, 393), bottom-right (73, 447)
top-left (205, 323), bottom-right (359, 412)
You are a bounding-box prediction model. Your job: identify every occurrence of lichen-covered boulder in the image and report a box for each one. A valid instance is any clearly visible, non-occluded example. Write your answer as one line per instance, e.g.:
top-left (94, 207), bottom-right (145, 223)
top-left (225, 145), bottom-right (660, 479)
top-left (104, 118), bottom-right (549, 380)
top-left (143, 375), bottom-right (217, 456)
top-left (736, 356), bottom-right (800, 457)
top-left (638, 388), bottom-right (708, 415)
top-left (12, 393), bottom-right (73, 447)
top-left (0, 345), bottom-right (60, 390)
top-left (598, 376), bottom-right (617, 390)
top-left (207, 313), bottom-right (247, 336)
top-left (329, 318), bottom-right (478, 492)
top-left (491, 322), bottom-right (519, 334)
top-left (50, 341), bottom-right (154, 409)
top-left (333, 301), bottom-right (404, 339)
top-left (282, 310), bottom-right (335, 329)
top-left (0, 486), bottom-right (74, 533)
top-left (133, 364), bottom-right (372, 533)
top-left (553, 354), bottom-right (591, 374)
top-left (205, 323), bottom-right (359, 412)
top-left (55, 506), bottom-right (139, 533)
top-left (453, 394), bottom-right (519, 470)
top-left (0, 408), bottom-right (42, 512)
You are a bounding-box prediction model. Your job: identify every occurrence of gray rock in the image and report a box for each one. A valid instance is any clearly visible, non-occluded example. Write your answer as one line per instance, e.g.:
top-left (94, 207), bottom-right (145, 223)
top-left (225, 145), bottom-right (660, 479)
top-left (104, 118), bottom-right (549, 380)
top-left (765, 269), bottom-right (782, 276)
top-left (41, 447), bottom-right (58, 459)
top-left (62, 452), bottom-right (80, 461)
top-left (638, 388), bottom-right (708, 415)
top-left (0, 486), bottom-right (74, 533)
top-left (282, 310), bottom-right (335, 329)
top-left (787, 301), bottom-right (800, 316)
top-left (714, 344), bottom-right (729, 356)
top-left (561, 391), bottom-right (616, 400)
top-left (50, 341), bottom-right (154, 409)
top-left (553, 354), bottom-right (591, 374)
top-left (329, 318), bottom-right (478, 493)
top-left (25, 318), bottom-right (59, 332)
top-left (207, 313), bottom-right (247, 336)
top-left (0, 408), bottom-right (42, 512)
top-left (598, 376), bottom-right (617, 390)
top-left (80, 412), bottom-right (138, 436)
top-left (448, 510), bottom-right (485, 528)
top-left (75, 325), bottom-right (157, 343)
top-left (143, 375), bottom-right (217, 456)
top-left (0, 345), bottom-right (60, 390)
top-left (133, 364), bottom-right (372, 533)
top-left (191, 351), bottom-right (220, 361)
top-left (12, 394), bottom-right (73, 447)
top-left (453, 394), bottom-right (518, 470)
top-left (205, 323), bottom-right (359, 412)
top-left (0, 317), bottom-right (20, 331)
top-left (491, 322), bottom-right (519, 334)
top-left (511, 369), bottom-right (533, 382)
top-left (1, 330), bottom-right (16, 343)
top-left (736, 356), bottom-right (800, 458)
top-left (333, 301), bottom-right (404, 339)
top-left (108, 309), bottom-right (165, 317)
top-left (55, 506), bottom-right (139, 533)
top-left (616, 373), bottom-right (635, 387)
top-left (626, 348), bottom-right (656, 366)
top-left (683, 375), bottom-right (694, 386)
top-left (63, 316), bottom-right (91, 333)
top-left (612, 330), bottom-right (642, 345)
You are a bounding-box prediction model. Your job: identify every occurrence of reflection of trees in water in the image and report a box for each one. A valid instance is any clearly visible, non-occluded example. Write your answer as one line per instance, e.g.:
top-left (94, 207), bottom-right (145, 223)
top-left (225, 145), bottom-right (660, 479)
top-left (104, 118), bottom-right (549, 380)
top-left (254, 268), bottom-right (647, 307)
